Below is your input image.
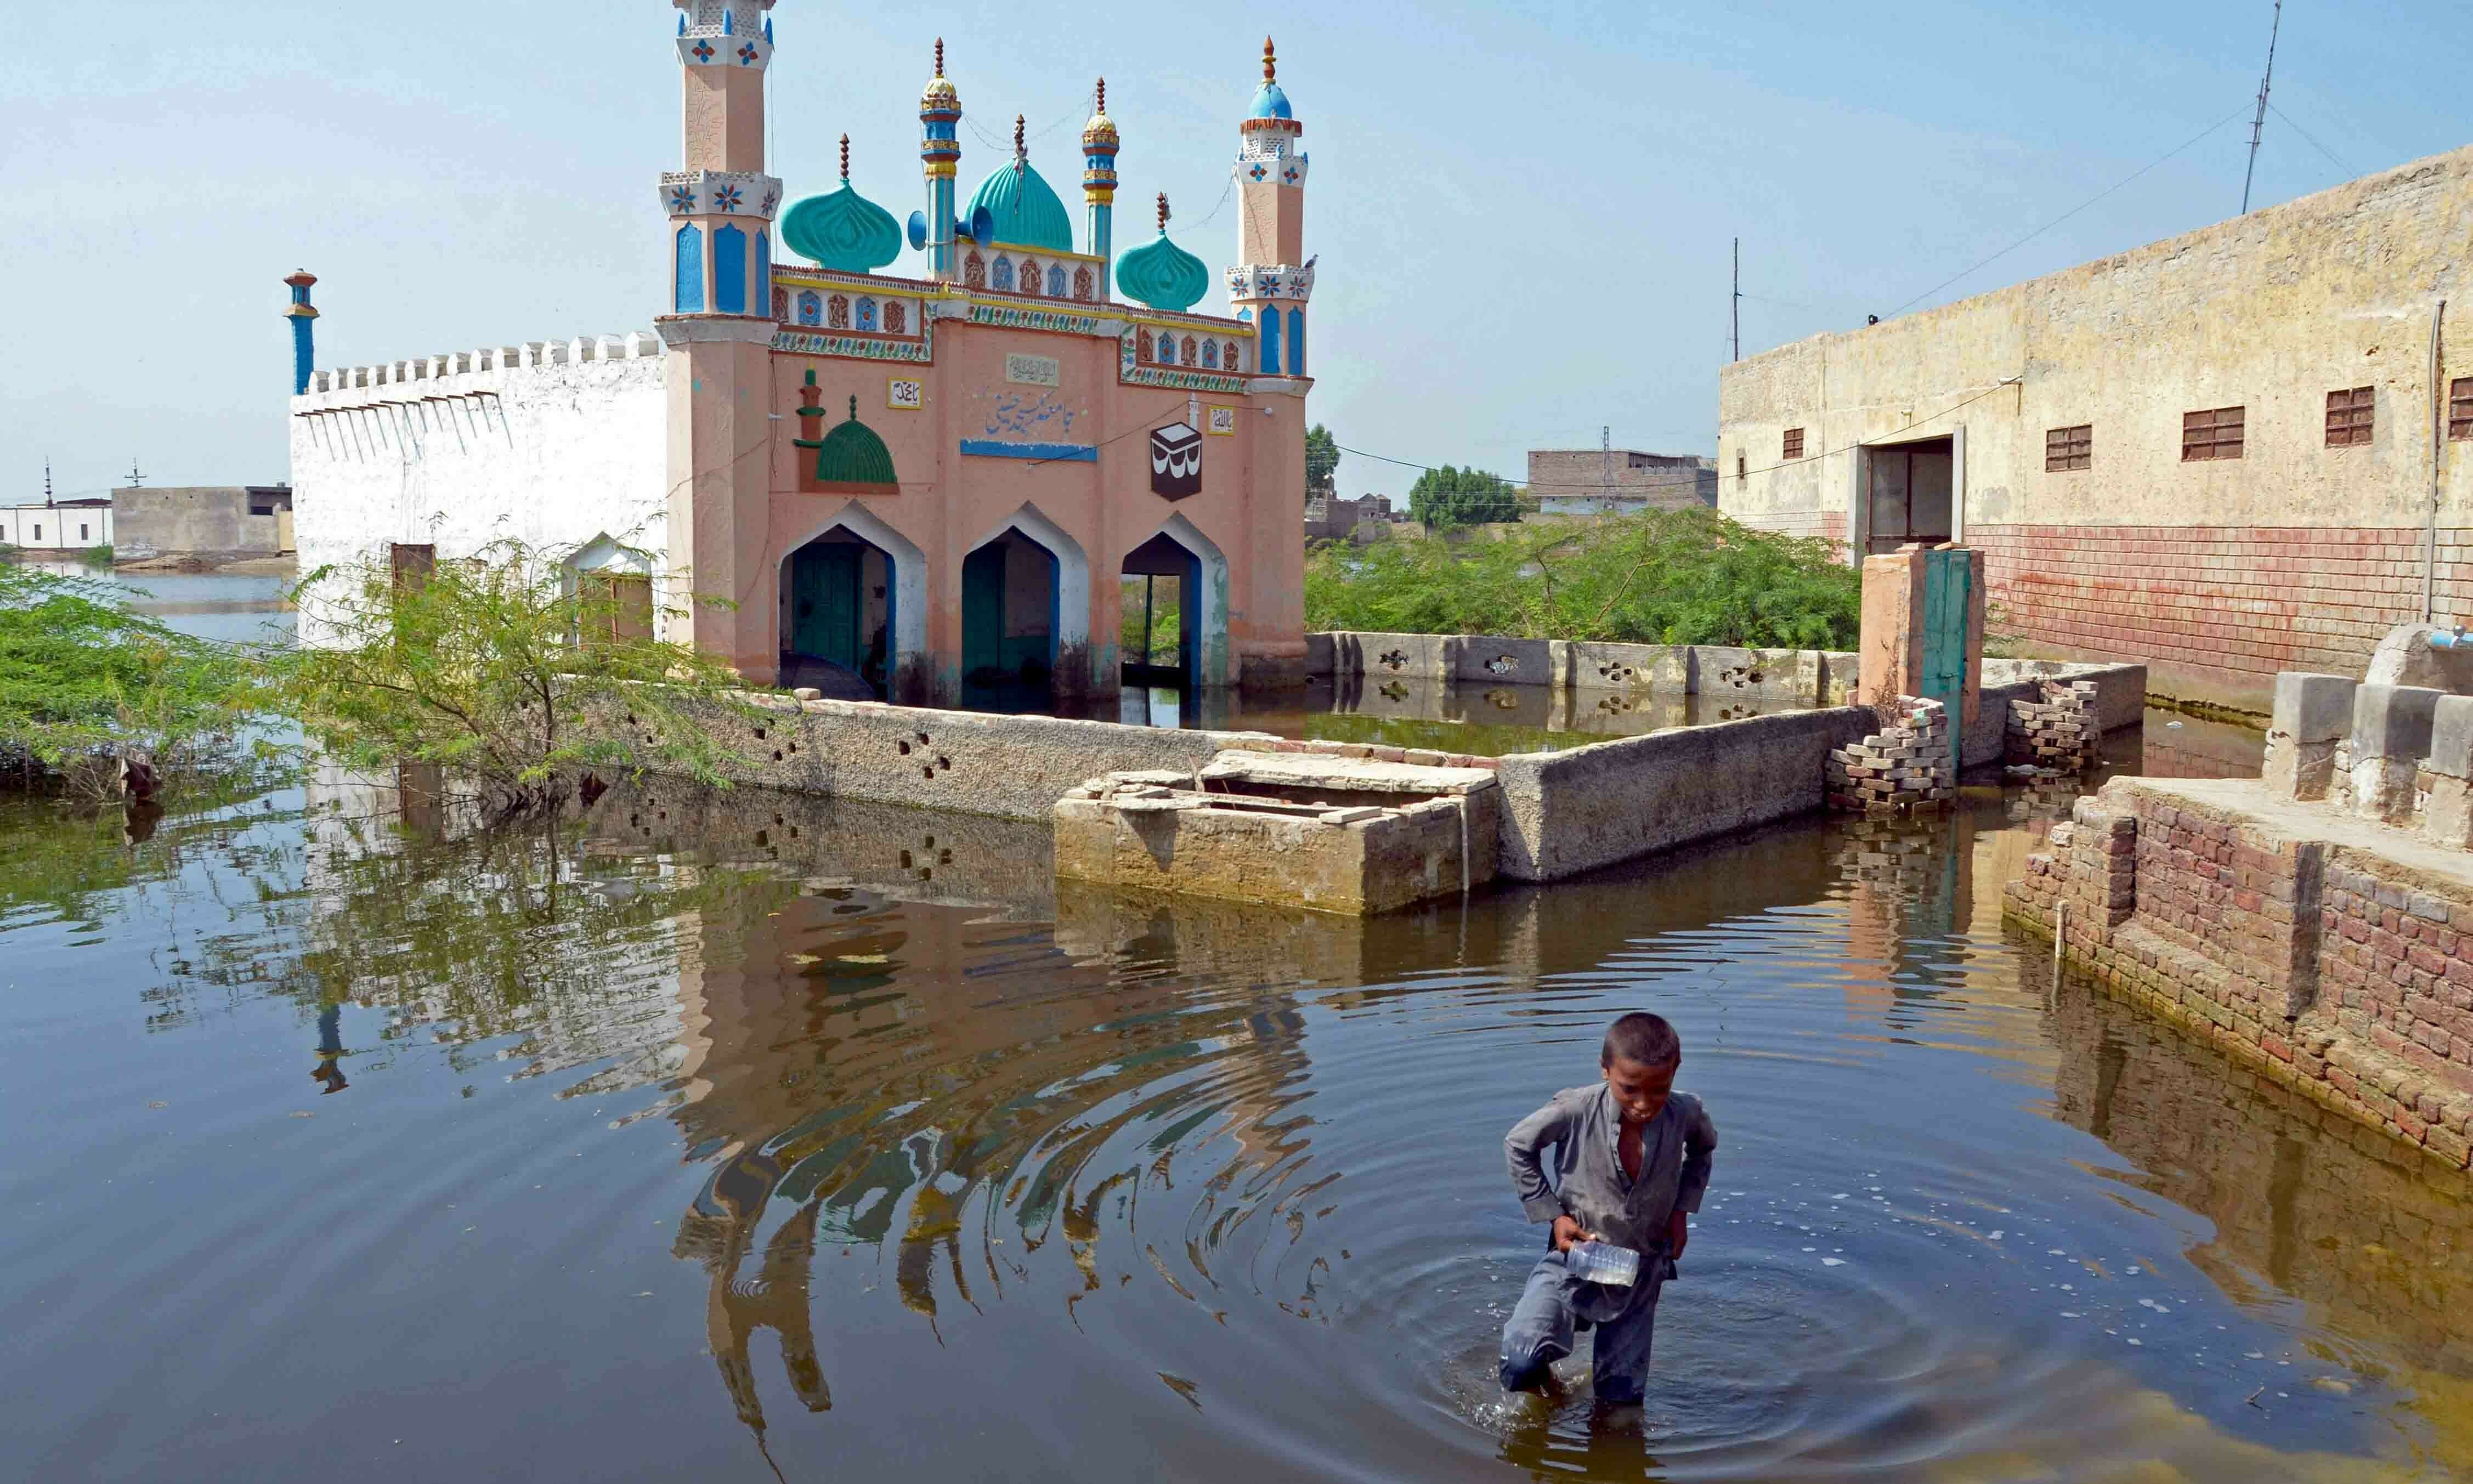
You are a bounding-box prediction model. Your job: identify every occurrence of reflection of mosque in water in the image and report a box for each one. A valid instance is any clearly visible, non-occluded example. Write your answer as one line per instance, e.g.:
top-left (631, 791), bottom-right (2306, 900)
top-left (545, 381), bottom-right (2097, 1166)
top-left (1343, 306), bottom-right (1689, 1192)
top-left (657, 876), bottom-right (1322, 1440)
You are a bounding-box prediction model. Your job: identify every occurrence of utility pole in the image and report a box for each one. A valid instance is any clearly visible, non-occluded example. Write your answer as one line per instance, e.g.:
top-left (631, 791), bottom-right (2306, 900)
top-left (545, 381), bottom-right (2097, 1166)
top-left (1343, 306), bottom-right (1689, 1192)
top-left (1602, 424), bottom-right (1612, 505)
top-left (1730, 237), bottom-right (1741, 362)
top-left (43, 458), bottom-right (53, 508)
top-left (2240, 0), bottom-right (2283, 214)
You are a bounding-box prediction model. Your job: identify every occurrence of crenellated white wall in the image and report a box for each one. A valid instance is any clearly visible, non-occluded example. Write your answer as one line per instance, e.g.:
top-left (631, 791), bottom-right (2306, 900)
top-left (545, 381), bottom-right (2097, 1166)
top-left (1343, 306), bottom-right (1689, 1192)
top-left (288, 333), bottom-right (672, 643)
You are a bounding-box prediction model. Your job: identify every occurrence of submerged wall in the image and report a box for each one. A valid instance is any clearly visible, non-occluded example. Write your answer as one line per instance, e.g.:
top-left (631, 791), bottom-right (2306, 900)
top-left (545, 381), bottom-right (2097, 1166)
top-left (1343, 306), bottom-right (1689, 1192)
top-left (2008, 775), bottom-right (2473, 1170)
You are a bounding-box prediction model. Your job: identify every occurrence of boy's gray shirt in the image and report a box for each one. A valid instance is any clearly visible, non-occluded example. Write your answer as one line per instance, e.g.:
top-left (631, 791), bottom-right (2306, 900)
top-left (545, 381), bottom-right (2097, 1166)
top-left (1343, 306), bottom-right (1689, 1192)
top-left (1504, 1085), bottom-right (1718, 1254)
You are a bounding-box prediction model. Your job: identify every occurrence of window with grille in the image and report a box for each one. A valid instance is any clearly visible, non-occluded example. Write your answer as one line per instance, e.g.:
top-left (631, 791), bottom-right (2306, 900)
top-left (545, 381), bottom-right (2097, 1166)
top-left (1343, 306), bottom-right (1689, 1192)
top-left (2045, 424), bottom-right (2092, 472)
top-left (1782, 427), bottom-right (1804, 460)
top-left (2181, 405), bottom-right (2245, 462)
top-left (1735, 451), bottom-right (1746, 485)
top-left (389, 542), bottom-right (436, 594)
top-left (580, 572), bottom-right (653, 646)
top-left (2451, 377), bottom-right (2473, 441)
top-left (2324, 386), bottom-right (2374, 447)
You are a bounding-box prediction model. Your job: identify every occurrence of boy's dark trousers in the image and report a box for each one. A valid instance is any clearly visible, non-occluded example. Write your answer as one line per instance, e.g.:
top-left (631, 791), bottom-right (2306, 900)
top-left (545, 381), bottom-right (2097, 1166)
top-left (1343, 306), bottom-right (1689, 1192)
top-left (1497, 1247), bottom-right (1674, 1403)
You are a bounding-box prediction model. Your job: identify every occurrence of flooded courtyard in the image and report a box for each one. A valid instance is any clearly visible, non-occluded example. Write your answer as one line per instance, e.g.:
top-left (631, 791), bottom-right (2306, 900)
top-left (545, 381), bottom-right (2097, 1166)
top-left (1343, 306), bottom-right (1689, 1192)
top-left (6, 577), bottom-right (2471, 1481)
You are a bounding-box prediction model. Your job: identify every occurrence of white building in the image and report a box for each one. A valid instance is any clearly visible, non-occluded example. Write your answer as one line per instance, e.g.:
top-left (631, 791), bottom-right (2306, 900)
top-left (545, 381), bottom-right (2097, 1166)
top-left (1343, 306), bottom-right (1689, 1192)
top-left (0, 499), bottom-right (114, 552)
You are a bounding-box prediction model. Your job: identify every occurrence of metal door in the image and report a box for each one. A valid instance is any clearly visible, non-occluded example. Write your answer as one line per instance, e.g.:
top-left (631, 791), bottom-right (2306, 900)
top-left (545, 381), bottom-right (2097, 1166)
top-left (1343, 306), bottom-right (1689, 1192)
top-left (791, 545), bottom-right (861, 667)
top-left (1920, 547), bottom-right (1972, 764)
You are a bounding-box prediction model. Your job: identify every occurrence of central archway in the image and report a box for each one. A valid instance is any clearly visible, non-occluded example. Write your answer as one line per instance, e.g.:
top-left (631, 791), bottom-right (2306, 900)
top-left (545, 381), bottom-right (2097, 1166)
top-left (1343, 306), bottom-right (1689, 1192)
top-left (960, 505), bottom-right (1091, 707)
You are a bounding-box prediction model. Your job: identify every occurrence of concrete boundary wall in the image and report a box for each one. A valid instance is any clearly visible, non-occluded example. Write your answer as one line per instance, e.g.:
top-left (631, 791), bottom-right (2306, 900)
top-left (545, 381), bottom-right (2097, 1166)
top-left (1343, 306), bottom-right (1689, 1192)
top-left (1493, 707), bottom-right (1882, 881)
top-left (1307, 631), bottom-right (1858, 705)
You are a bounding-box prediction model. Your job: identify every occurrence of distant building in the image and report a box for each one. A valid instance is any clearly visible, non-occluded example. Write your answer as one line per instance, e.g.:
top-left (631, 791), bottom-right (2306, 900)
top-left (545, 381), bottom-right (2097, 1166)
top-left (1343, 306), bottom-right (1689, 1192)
top-left (1305, 491), bottom-right (1395, 542)
top-left (112, 485), bottom-right (294, 562)
top-left (1717, 141), bottom-right (2473, 713)
top-left (1526, 449), bottom-right (1715, 514)
top-left (0, 498), bottom-right (112, 551)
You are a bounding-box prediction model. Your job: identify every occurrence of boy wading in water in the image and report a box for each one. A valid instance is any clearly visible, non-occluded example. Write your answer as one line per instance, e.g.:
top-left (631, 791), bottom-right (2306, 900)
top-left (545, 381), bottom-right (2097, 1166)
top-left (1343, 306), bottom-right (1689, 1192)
top-left (1499, 1012), bottom-right (1717, 1403)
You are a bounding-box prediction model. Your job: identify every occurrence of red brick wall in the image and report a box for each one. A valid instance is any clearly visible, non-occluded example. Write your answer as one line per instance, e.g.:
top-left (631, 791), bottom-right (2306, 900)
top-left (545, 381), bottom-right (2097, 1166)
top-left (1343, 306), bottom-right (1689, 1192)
top-left (1970, 524), bottom-right (2460, 683)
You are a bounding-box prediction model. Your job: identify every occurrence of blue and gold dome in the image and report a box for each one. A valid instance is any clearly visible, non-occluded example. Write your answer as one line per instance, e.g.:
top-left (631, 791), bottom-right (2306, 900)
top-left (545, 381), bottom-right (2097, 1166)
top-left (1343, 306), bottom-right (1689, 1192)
top-left (1248, 37), bottom-right (1293, 121)
top-left (966, 116), bottom-right (1075, 254)
top-left (782, 135), bottom-right (902, 272)
top-left (1116, 194), bottom-right (1209, 313)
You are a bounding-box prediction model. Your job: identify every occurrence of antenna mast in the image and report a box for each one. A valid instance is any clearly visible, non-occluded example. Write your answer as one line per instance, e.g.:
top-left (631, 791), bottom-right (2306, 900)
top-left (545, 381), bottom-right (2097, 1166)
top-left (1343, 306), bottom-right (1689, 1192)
top-left (2240, 0), bottom-right (2284, 214)
top-left (1730, 237), bottom-right (1741, 362)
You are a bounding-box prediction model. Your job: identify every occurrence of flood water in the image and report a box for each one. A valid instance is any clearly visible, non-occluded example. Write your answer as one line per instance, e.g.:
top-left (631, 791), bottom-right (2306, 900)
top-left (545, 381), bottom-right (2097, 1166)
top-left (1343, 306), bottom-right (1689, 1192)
top-left (12, 578), bottom-right (2470, 1482)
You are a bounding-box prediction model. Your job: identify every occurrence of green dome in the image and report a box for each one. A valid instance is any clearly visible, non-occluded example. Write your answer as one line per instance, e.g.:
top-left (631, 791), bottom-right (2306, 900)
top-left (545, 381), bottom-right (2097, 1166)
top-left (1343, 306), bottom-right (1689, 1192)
top-left (966, 155), bottom-right (1074, 254)
top-left (781, 183), bottom-right (902, 273)
top-left (1116, 229), bottom-right (1210, 312)
top-left (793, 376), bottom-right (899, 495)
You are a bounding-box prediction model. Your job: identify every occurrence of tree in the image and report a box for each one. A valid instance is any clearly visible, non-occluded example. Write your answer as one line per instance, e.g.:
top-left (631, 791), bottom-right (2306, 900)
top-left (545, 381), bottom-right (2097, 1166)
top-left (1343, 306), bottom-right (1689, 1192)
top-left (1407, 465), bottom-right (1521, 529)
top-left (1305, 505), bottom-right (1861, 650)
top-left (0, 563), bottom-right (274, 800)
top-left (1304, 423), bottom-right (1341, 506)
top-left (282, 537), bottom-right (760, 817)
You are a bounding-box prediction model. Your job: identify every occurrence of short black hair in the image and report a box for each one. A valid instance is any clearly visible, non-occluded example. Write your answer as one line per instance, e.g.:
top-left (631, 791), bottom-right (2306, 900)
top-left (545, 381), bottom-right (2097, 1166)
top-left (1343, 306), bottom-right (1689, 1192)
top-left (1602, 1012), bottom-right (1681, 1069)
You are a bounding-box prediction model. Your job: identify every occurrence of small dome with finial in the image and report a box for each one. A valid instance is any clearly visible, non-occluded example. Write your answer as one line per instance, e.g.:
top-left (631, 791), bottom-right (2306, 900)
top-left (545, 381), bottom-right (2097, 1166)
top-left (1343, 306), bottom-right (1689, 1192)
top-left (920, 37), bottom-right (959, 113)
top-left (780, 135), bottom-right (903, 273)
top-left (1115, 192), bottom-right (1209, 312)
top-left (1082, 77), bottom-right (1118, 150)
top-left (1249, 36), bottom-right (1292, 120)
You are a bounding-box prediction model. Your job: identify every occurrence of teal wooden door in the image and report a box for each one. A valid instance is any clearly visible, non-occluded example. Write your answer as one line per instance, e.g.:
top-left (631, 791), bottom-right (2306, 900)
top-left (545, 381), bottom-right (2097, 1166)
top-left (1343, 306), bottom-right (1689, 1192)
top-left (791, 545), bottom-right (861, 667)
top-left (1920, 548), bottom-right (1972, 765)
top-left (961, 543), bottom-right (1004, 679)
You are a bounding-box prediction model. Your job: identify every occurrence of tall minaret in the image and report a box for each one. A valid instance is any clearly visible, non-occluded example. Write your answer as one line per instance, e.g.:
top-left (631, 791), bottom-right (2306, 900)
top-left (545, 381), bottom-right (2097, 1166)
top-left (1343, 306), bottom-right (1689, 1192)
top-left (919, 39), bottom-right (963, 280)
top-left (661, 0), bottom-right (782, 317)
top-left (1228, 37), bottom-right (1310, 377)
top-left (1082, 79), bottom-right (1119, 299)
top-left (281, 269), bottom-right (319, 394)
top-left (659, 0), bottom-right (784, 681)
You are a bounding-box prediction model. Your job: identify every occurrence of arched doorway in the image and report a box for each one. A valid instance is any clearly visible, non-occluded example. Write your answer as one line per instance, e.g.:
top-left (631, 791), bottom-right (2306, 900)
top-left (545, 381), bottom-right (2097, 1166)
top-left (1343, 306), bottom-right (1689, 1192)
top-left (779, 504), bottom-right (926, 700)
top-left (960, 529), bottom-right (1060, 709)
top-left (1120, 516), bottom-right (1230, 696)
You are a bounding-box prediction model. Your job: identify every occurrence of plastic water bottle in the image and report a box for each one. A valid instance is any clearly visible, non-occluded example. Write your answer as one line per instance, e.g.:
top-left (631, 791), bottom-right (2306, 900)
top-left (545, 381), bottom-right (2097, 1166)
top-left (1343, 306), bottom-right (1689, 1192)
top-left (1566, 1240), bottom-right (1641, 1287)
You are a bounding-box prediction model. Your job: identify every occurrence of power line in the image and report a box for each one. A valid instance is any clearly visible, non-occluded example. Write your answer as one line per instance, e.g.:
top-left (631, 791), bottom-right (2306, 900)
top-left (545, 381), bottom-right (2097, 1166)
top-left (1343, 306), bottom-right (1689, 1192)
top-left (2266, 101), bottom-right (2355, 179)
top-left (1884, 101), bottom-right (2253, 321)
top-left (1334, 373), bottom-right (2025, 494)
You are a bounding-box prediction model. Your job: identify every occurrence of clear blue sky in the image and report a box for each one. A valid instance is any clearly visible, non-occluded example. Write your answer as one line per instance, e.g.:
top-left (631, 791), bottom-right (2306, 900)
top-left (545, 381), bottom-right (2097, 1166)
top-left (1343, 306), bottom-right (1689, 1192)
top-left (5, 1), bottom-right (2465, 502)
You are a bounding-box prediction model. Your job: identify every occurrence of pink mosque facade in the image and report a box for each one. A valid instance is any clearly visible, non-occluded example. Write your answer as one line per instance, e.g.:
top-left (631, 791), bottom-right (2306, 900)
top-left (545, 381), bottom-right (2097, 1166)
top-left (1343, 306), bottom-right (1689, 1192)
top-left (658, 0), bottom-right (1313, 703)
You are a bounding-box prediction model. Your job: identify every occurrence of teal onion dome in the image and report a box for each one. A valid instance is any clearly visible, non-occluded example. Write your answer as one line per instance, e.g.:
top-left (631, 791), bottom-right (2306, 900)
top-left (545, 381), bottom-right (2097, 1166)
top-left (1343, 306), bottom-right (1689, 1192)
top-left (782, 136), bottom-right (902, 272)
top-left (1116, 194), bottom-right (1209, 312)
top-left (966, 116), bottom-right (1075, 254)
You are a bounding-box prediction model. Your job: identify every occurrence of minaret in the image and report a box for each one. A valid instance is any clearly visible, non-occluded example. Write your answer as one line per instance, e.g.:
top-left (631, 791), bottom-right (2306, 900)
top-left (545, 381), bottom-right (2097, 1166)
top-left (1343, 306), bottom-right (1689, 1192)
top-left (1082, 79), bottom-right (1119, 299)
top-left (658, 0), bottom-right (784, 681)
top-left (282, 270), bottom-right (318, 395)
top-left (1228, 37), bottom-right (1310, 377)
top-left (919, 39), bottom-right (963, 280)
top-left (661, 0), bottom-right (782, 316)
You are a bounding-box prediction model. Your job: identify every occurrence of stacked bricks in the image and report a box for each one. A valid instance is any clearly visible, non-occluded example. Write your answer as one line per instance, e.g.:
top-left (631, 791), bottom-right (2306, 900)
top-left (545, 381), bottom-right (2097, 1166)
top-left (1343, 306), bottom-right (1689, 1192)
top-left (1223, 737), bottom-right (1501, 772)
top-left (1826, 697), bottom-right (1951, 814)
top-left (2005, 679), bottom-right (2101, 771)
top-left (2005, 774), bottom-right (2473, 1170)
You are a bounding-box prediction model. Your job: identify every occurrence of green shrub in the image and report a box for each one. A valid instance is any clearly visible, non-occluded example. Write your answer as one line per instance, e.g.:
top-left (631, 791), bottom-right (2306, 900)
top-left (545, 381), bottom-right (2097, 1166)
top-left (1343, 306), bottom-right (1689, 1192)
top-left (1305, 506), bottom-right (1860, 650)
top-left (0, 564), bottom-right (273, 797)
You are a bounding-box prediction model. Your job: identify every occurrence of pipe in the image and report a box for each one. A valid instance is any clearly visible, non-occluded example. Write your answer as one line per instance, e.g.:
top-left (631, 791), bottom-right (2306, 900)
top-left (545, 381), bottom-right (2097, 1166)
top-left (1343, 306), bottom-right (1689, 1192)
top-left (2427, 298), bottom-right (2447, 624)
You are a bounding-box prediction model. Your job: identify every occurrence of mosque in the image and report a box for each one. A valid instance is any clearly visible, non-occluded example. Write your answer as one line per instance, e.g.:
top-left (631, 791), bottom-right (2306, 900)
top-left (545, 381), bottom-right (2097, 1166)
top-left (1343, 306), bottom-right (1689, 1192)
top-left (288, 0), bottom-right (1314, 704)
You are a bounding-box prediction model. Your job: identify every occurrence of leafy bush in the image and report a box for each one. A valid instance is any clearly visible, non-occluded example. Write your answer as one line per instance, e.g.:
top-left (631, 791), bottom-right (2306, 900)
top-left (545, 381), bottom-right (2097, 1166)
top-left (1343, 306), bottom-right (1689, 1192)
top-left (0, 564), bottom-right (273, 797)
top-left (284, 539), bottom-right (759, 816)
top-left (1407, 465), bottom-right (1521, 528)
top-left (1305, 506), bottom-right (1861, 650)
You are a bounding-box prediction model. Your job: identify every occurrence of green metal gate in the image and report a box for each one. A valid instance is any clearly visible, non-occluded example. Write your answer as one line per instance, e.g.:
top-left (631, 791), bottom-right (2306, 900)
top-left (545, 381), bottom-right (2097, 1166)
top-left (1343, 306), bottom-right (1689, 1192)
top-left (1919, 547), bottom-right (1973, 766)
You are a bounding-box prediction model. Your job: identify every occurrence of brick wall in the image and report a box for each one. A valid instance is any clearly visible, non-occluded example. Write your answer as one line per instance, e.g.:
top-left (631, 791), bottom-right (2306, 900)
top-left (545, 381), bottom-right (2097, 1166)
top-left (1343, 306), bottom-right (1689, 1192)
top-left (1969, 523), bottom-right (2463, 687)
top-left (2007, 776), bottom-right (2473, 1169)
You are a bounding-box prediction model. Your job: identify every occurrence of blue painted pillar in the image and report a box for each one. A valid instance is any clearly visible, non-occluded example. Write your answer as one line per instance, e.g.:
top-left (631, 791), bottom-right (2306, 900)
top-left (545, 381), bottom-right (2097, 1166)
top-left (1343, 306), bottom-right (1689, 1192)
top-left (282, 269), bottom-right (319, 394)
